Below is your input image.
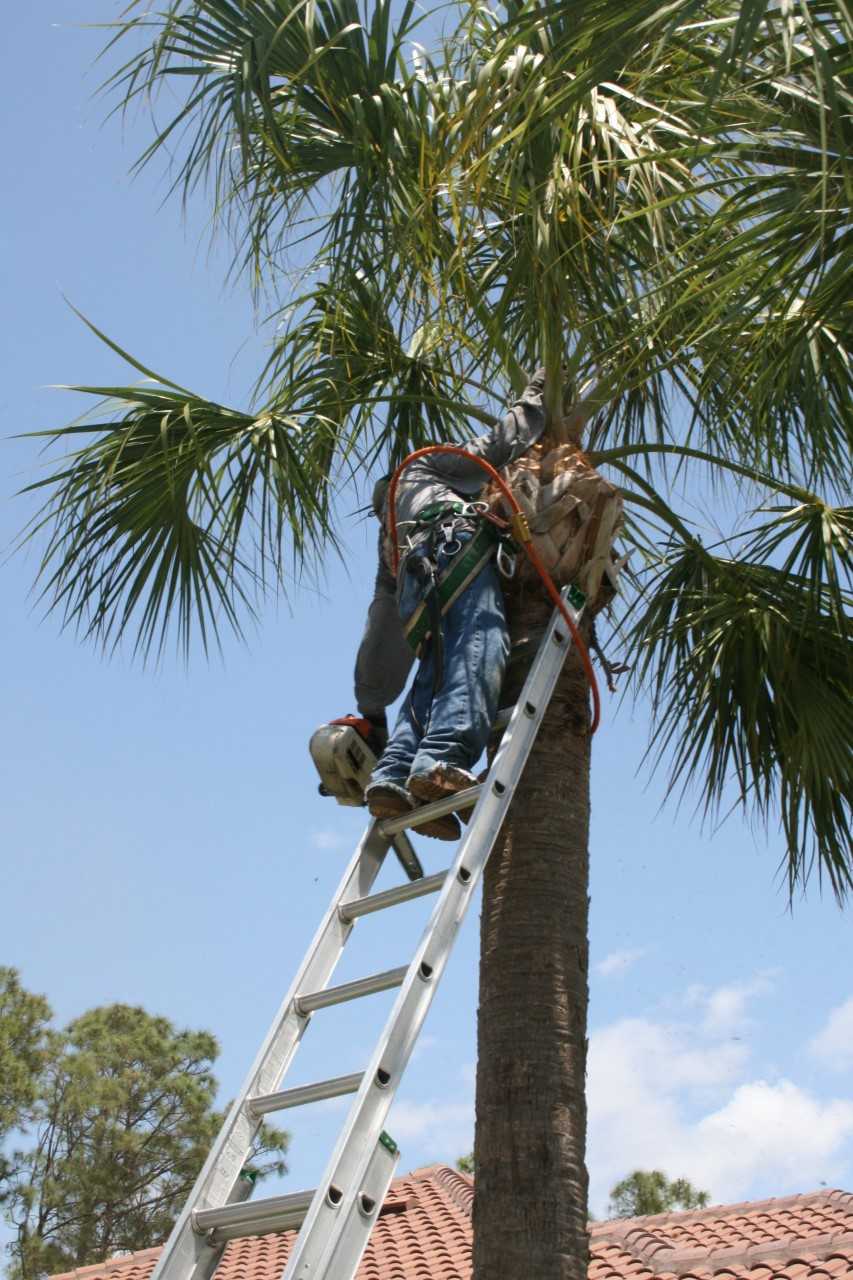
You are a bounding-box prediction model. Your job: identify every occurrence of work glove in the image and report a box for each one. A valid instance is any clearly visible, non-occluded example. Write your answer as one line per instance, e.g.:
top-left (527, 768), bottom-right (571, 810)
top-left (363, 712), bottom-right (389, 756)
top-left (330, 713), bottom-right (388, 757)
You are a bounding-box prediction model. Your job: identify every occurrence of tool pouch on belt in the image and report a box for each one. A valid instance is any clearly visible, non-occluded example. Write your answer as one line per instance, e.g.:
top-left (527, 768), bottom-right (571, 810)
top-left (402, 519), bottom-right (503, 655)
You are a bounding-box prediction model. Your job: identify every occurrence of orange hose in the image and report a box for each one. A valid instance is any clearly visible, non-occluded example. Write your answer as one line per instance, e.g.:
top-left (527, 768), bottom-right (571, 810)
top-left (386, 445), bottom-right (601, 734)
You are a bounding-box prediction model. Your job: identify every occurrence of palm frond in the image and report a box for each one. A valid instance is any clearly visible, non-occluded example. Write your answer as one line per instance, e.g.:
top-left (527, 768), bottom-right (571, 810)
top-left (441, 0), bottom-right (852, 477)
top-left (19, 350), bottom-right (337, 660)
top-left (103, 0), bottom-right (441, 284)
top-left (255, 272), bottom-right (501, 471)
top-left (699, 0), bottom-right (852, 169)
top-left (626, 528), bottom-right (852, 900)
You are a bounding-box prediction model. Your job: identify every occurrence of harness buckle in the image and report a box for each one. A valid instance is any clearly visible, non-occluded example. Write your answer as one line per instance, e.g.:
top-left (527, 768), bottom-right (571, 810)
top-left (439, 517), bottom-right (462, 558)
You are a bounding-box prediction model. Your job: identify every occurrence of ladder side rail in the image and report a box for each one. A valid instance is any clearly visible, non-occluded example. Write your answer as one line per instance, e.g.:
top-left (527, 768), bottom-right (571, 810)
top-left (318, 1136), bottom-right (400, 1280)
top-left (150, 824), bottom-right (393, 1280)
top-left (283, 592), bottom-right (582, 1280)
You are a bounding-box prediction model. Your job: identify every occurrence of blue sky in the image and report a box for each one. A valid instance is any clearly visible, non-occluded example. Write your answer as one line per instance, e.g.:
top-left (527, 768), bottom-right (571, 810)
top-left (2, 3), bottom-right (851, 1250)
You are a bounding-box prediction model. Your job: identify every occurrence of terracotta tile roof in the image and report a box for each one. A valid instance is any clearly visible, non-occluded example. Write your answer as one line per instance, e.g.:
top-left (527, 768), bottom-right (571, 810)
top-left (588, 1189), bottom-right (853, 1280)
top-left (49, 1172), bottom-right (853, 1280)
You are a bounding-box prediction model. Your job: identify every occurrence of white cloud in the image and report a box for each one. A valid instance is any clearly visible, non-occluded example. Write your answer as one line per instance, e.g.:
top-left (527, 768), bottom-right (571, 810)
top-left (596, 948), bottom-right (646, 978)
top-left (376, 981), bottom-right (853, 1215)
top-left (586, 998), bottom-right (853, 1218)
top-left (389, 1098), bottom-right (474, 1164)
top-left (696, 1080), bottom-right (853, 1187)
top-left (686, 970), bottom-right (777, 1036)
top-left (590, 1017), bottom-right (747, 1106)
top-left (310, 828), bottom-right (348, 851)
top-left (809, 997), bottom-right (853, 1071)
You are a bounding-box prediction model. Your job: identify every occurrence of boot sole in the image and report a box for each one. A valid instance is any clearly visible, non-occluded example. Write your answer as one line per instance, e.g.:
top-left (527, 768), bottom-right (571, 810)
top-left (414, 813), bottom-right (462, 841)
top-left (366, 787), bottom-right (412, 820)
top-left (408, 773), bottom-right (477, 824)
top-left (368, 787), bottom-right (460, 841)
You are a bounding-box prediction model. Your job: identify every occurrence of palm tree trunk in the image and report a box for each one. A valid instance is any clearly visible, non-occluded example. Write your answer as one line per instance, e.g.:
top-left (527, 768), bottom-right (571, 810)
top-left (472, 577), bottom-right (592, 1280)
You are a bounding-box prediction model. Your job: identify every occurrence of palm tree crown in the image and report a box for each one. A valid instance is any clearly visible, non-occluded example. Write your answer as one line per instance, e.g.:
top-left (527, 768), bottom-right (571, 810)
top-left (21, 0), bottom-right (851, 897)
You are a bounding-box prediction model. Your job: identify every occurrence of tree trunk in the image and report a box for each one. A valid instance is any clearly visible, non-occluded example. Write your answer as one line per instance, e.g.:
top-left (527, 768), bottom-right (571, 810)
top-left (472, 577), bottom-right (592, 1280)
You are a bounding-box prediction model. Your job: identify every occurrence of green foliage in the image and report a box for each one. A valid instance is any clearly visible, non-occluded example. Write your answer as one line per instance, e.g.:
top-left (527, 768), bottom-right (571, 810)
top-left (222, 1108), bottom-right (289, 1185)
top-left (2, 1004), bottom-right (288, 1280)
top-left (456, 1153), bottom-right (475, 1174)
top-left (625, 495), bottom-right (852, 899)
top-left (608, 1170), bottom-right (710, 1218)
top-left (18, 0), bottom-right (853, 895)
top-left (0, 970), bottom-right (52, 1196)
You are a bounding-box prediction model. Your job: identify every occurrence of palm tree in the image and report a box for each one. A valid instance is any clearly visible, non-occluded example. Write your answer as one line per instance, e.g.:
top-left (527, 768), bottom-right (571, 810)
top-left (21, 2), bottom-right (851, 1277)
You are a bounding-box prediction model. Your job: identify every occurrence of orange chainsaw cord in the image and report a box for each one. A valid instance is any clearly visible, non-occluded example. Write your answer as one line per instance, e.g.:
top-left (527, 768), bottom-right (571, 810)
top-left (386, 445), bottom-right (601, 734)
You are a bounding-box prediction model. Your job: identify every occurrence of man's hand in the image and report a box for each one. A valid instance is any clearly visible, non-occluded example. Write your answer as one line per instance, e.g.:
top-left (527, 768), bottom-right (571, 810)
top-left (363, 713), bottom-right (389, 756)
top-left (330, 713), bottom-right (388, 757)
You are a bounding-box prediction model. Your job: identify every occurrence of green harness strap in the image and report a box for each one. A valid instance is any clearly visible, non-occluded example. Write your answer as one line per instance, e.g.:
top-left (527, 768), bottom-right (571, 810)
top-left (412, 499), bottom-right (468, 523)
top-left (402, 520), bottom-right (504, 654)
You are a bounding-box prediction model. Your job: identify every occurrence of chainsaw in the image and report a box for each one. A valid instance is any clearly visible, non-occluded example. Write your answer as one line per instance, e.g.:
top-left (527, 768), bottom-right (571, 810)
top-left (309, 716), bottom-right (381, 807)
top-left (310, 716), bottom-right (424, 881)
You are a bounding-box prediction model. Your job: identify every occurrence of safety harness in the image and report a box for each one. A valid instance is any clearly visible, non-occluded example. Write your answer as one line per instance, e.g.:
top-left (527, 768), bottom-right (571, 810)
top-left (394, 500), bottom-right (517, 694)
top-left (386, 445), bottom-right (602, 734)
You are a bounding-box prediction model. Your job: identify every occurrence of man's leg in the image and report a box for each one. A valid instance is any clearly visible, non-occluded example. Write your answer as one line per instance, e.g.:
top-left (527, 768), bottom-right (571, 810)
top-left (407, 559), bottom-right (508, 799)
top-left (366, 647), bottom-right (461, 841)
top-left (366, 687), bottom-right (421, 803)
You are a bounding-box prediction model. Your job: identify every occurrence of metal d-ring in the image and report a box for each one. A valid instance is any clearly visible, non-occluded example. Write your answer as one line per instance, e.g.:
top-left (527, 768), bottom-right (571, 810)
top-left (439, 518), bottom-right (462, 558)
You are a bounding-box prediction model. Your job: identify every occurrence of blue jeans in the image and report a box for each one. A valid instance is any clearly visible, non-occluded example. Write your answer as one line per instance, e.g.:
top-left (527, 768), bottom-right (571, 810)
top-left (371, 537), bottom-right (509, 786)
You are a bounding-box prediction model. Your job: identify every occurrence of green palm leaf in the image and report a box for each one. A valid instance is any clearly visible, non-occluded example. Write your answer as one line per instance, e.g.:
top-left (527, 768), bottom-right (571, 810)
top-left (623, 487), bottom-right (851, 897)
top-left (21, 329), bottom-right (337, 660)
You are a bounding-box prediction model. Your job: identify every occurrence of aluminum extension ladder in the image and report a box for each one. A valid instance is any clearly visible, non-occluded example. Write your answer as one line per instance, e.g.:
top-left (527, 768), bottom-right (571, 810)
top-left (151, 585), bottom-right (584, 1280)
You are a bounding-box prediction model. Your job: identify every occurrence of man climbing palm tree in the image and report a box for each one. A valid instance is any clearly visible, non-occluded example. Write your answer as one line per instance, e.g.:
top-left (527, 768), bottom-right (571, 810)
top-left (351, 369), bottom-right (547, 839)
top-left (18, 1), bottom-right (850, 1274)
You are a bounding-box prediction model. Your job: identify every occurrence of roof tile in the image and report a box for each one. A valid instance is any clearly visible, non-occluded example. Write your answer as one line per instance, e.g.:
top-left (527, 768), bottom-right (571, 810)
top-left (48, 1175), bottom-right (853, 1280)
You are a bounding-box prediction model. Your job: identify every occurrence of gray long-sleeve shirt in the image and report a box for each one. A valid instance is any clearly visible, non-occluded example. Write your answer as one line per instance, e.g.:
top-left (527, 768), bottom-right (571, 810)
top-left (354, 373), bottom-right (546, 718)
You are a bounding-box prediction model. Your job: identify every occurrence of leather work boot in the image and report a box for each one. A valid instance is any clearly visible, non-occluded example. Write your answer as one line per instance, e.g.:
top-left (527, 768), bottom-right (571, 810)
top-left (407, 765), bottom-right (480, 824)
top-left (365, 782), bottom-right (460, 842)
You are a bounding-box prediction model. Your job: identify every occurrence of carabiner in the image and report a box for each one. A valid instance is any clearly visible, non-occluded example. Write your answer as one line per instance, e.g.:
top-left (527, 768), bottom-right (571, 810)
top-left (496, 541), bottom-right (517, 579)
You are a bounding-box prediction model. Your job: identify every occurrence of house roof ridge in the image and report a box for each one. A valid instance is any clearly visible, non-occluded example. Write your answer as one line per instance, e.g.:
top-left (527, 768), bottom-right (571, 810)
top-left (642, 1230), bottom-right (853, 1277)
top-left (824, 1188), bottom-right (853, 1209)
top-left (429, 1164), bottom-right (475, 1217)
top-left (403, 1162), bottom-right (466, 1181)
top-left (49, 1245), bottom-right (163, 1280)
top-left (404, 1162), bottom-right (447, 1177)
top-left (589, 1188), bottom-right (852, 1241)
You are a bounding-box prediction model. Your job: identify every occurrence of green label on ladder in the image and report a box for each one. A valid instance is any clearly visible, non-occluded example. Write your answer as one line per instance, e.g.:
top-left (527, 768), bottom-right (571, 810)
top-left (379, 1132), bottom-right (398, 1157)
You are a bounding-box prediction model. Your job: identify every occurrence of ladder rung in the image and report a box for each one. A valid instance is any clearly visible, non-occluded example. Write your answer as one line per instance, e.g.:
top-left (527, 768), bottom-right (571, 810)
top-left (339, 871), bottom-right (447, 922)
top-left (248, 1072), bottom-right (363, 1116)
top-left (294, 966), bottom-right (408, 1015)
top-left (193, 1189), bottom-right (314, 1242)
top-left (379, 786), bottom-right (481, 836)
